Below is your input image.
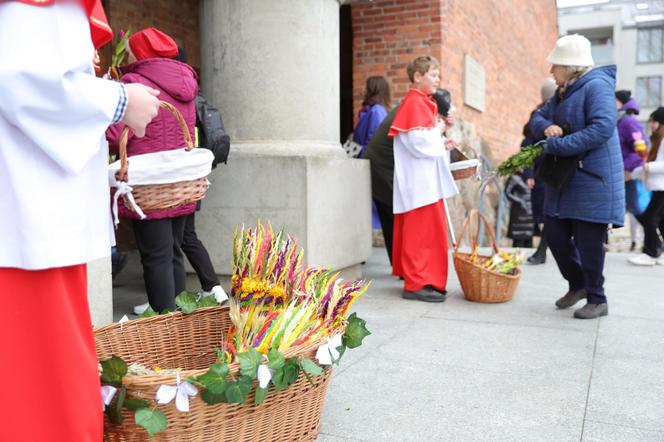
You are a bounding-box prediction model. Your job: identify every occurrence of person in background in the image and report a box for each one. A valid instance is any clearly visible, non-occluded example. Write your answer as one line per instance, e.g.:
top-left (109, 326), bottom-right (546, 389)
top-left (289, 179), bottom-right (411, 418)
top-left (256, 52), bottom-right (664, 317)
top-left (627, 107), bottom-right (664, 266)
top-left (389, 56), bottom-right (458, 303)
top-left (0, 1), bottom-right (160, 440)
top-left (529, 34), bottom-right (624, 319)
top-left (107, 28), bottom-right (199, 313)
top-left (505, 171), bottom-right (534, 248)
top-left (353, 76), bottom-right (391, 158)
top-left (365, 88), bottom-right (453, 266)
top-left (524, 78), bottom-right (557, 265)
top-left (131, 47), bottom-right (230, 314)
top-left (615, 90), bottom-right (647, 252)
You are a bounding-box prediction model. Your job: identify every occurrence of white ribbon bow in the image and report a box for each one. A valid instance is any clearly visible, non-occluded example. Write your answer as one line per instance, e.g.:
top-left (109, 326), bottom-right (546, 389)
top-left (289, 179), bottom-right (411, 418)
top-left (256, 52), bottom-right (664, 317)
top-left (112, 182), bottom-right (146, 226)
top-left (101, 385), bottom-right (117, 409)
top-left (315, 334), bottom-right (343, 366)
top-left (256, 364), bottom-right (273, 389)
top-left (155, 373), bottom-right (198, 412)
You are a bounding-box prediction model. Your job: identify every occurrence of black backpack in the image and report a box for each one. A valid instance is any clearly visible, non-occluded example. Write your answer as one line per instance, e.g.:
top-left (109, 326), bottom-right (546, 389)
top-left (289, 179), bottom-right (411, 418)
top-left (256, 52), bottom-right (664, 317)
top-left (195, 93), bottom-right (230, 168)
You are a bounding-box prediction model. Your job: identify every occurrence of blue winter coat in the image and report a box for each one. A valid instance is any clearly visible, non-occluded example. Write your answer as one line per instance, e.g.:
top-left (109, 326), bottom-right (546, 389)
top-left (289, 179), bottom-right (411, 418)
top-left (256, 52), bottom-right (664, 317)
top-left (530, 65), bottom-right (625, 227)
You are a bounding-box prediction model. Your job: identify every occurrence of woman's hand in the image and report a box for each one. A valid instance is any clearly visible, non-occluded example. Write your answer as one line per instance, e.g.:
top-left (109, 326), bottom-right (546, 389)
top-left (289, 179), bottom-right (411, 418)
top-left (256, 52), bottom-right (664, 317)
top-left (624, 171), bottom-right (631, 181)
top-left (527, 178), bottom-right (535, 189)
top-left (544, 124), bottom-right (563, 138)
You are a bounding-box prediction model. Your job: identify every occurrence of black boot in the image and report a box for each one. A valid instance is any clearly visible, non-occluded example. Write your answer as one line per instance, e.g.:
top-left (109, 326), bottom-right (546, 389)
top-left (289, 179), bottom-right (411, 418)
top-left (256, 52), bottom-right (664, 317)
top-left (527, 235), bottom-right (547, 265)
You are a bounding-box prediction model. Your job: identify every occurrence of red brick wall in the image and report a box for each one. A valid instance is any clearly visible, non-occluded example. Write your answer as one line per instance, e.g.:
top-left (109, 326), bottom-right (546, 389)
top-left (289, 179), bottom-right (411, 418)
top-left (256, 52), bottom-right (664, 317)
top-left (352, 0), bottom-right (558, 161)
top-left (352, 0), bottom-right (444, 112)
top-left (105, 0), bottom-right (201, 70)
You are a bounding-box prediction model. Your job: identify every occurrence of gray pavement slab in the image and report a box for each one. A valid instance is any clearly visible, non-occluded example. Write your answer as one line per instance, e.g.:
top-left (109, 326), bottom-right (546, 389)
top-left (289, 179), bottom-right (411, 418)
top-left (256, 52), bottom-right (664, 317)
top-left (581, 421), bottom-right (664, 442)
top-left (111, 246), bottom-right (664, 441)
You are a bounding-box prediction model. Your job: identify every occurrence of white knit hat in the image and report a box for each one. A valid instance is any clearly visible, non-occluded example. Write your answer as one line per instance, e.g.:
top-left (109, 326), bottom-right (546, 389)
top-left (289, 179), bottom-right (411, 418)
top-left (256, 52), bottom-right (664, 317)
top-left (547, 34), bottom-right (594, 67)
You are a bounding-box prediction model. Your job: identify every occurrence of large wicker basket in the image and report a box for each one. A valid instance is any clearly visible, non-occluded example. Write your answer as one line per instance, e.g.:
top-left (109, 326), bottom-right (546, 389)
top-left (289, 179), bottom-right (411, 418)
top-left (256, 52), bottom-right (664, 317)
top-left (95, 306), bottom-right (336, 442)
top-left (452, 209), bottom-right (521, 303)
top-left (115, 101), bottom-right (209, 214)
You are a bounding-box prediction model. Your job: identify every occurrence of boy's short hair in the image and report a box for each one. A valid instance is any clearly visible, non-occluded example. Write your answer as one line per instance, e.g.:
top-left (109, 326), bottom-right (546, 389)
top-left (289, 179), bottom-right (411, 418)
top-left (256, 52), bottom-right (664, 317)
top-left (407, 56), bottom-right (440, 82)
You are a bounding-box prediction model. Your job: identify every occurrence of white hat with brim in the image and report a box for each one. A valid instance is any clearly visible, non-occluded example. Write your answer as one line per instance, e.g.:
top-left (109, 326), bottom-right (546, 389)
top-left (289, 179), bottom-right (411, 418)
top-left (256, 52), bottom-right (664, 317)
top-left (547, 34), bottom-right (594, 67)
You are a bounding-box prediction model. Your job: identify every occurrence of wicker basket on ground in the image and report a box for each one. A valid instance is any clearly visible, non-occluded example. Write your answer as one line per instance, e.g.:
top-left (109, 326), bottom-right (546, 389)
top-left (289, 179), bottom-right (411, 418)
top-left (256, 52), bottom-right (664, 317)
top-left (95, 306), bottom-right (338, 442)
top-left (452, 209), bottom-right (521, 303)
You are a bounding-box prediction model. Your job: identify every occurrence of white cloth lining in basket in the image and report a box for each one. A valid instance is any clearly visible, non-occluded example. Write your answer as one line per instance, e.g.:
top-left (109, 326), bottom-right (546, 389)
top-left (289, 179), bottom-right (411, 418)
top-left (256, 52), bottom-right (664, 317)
top-left (108, 148), bottom-right (214, 226)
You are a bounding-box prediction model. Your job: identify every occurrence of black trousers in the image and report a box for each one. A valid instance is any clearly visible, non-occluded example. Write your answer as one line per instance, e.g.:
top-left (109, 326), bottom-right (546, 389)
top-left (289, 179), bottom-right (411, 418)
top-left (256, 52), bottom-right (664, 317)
top-left (545, 216), bottom-right (608, 304)
top-left (181, 212), bottom-right (220, 291)
top-left (374, 199), bottom-right (394, 265)
top-left (636, 191), bottom-right (664, 258)
top-left (133, 216), bottom-right (187, 312)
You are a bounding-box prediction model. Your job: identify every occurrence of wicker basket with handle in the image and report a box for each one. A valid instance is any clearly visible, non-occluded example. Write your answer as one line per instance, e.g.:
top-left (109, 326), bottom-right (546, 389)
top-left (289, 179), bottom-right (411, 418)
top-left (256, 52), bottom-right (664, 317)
top-left (452, 209), bottom-right (520, 303)
top-left (450, 145), bottom-right (480, 181)
top-left (114, 101), bottom-right (210, 215)
top-left (95, 306), bottom-right (339, 441)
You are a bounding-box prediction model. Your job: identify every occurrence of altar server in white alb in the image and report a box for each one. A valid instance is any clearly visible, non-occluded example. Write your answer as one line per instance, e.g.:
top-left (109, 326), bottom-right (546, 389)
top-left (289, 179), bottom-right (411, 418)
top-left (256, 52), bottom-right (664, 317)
top-left (0, 1), bottom-right (161, 440)
top-left (388, 55), bottom-right (459, 303)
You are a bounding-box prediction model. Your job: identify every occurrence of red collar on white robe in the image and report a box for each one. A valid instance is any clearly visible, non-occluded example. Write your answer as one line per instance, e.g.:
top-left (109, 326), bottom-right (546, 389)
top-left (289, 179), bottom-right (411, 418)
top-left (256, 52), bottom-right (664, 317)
top-left (388, 88), bottom-right (437, 137)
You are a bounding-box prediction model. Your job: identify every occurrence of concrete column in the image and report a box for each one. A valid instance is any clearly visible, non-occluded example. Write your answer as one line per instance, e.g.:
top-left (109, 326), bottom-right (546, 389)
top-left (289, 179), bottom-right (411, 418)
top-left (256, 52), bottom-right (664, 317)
top-left (198, 0), bottom-right (371, 278)
top-left (87, 256), bottom-right (112, 327)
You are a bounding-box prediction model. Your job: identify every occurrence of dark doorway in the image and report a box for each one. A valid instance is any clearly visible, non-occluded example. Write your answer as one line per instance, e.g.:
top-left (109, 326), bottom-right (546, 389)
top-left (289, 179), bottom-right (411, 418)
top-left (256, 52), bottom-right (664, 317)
top-left (340, 4), bottom-right (354, 143)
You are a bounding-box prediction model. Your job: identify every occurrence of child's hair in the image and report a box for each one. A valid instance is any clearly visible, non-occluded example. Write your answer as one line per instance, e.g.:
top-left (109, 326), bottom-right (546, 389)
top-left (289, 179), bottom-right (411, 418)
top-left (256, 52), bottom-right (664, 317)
top-left (407, 55), bottom-right (440, 82)
top-left (648, 107), bottom-right (664, 162)
top-left (362, 76), bottom-right (391, 110)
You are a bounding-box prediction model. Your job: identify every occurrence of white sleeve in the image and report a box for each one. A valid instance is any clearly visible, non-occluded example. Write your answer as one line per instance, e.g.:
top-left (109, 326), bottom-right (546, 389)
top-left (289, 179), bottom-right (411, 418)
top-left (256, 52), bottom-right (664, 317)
top-left (396, 128), bottom-right (446, 158)
top-left (647, 162), bottom-right (664, 175)
top-left (0, 1), bottom-right (121, 174)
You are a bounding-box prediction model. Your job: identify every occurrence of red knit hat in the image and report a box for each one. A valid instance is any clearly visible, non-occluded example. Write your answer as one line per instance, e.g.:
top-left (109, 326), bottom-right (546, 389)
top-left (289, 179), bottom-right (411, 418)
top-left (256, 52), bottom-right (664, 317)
top-left (128, 28), bottom-right (178, 61)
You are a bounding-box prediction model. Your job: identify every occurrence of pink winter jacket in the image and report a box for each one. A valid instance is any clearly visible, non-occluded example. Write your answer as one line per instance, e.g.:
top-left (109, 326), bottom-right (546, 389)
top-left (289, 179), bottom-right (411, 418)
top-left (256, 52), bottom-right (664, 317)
top-left (107, 58), bottom-right (200, 220)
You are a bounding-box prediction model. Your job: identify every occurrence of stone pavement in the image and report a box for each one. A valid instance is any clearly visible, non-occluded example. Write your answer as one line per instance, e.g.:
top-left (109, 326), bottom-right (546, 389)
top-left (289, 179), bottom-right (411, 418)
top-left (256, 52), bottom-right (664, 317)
top-left (111, 247), bottom-right (664, 442)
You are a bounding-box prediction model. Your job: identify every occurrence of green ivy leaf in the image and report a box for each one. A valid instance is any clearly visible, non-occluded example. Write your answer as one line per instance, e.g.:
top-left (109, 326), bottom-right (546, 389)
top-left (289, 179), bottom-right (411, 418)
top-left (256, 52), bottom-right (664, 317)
top-left (271, 358), bottom-right (300, 391)
top-left (135, 408), bottom-right (168, 437)
top-left (254, 386), bottom-right (268, 406)
top-left (106, 386), bottom-right (126, 425)
top-left (139, 306), bottom-right (157, 318)
top-left (197, 295), bottom-right (218, 308)
top-left (238, 348), bottom-right (263, 378)
top-left (198, 363), bottom-right (229, 394)
top-left (266, 349), bottom-right (285, 370)
top-left (224, 376), bottom-right (253, 404)
top-left (100, 355), bottom-right (128, 387)
top-left (123, 397), bottom-right (151, 411)
top-left (343, 313), bottom-right (371, 349)
top-left (300, 358), bottom-right (323, 376)
top-left (201, 388), bottom-right (228, 405)
top-left (175, 292), bottom-right (198, 314)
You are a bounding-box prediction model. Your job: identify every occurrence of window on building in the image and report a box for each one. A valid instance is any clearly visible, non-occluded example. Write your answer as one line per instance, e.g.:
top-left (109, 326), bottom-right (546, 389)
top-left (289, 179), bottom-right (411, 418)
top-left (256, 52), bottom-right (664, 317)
top-left (637, 27), bottom-right (663, 63)
top-left (636, 76), bottom-right (662, 107)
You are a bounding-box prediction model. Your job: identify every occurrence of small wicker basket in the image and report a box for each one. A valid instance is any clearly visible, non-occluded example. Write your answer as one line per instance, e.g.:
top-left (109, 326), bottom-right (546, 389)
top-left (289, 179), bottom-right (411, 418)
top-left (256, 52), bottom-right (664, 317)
top-left (115, 101), bottom-right (209, 214)
top-left (450, 146), bottom-right (480, 181)
top-left (95, 307), bottom-right (337, 442)
top-left (452, 209), bottom-right (520, 303)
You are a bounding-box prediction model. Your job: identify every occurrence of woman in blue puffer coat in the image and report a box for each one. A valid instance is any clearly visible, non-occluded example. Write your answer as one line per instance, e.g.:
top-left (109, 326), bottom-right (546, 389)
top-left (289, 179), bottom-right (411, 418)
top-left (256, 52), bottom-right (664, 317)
top-left (530, 34), bottom-right (625, 319)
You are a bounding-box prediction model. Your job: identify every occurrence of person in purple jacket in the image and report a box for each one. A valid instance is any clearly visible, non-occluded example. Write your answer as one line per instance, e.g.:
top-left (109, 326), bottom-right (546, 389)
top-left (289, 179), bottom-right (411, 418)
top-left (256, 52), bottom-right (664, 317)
top-left (353, 76), bottom-right (391, 158)
top-left (107, 27), bottom-right (199, 312)
top-left (615, 90), bottom-right (647, 250)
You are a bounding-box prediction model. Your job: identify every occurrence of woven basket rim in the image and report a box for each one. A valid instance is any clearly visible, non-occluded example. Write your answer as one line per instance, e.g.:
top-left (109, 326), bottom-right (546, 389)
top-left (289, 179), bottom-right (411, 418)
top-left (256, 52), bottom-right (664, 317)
top-left (453, 251), bottom-right (522, 280)
top-left (95, 306), bottom-right (344, 388)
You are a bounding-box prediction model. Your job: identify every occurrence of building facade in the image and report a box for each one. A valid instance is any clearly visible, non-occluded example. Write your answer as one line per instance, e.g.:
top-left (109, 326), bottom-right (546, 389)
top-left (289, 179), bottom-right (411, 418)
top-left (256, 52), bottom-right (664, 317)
top-left (92, 0), bottom-right (558, 325)
top-left (558, 0), bottom-right (664, 122)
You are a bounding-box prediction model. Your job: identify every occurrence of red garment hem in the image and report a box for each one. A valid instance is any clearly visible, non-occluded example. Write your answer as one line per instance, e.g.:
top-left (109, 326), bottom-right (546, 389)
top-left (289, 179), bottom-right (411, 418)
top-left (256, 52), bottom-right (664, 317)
top-left (392, 199), bottom-right (449, 292)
